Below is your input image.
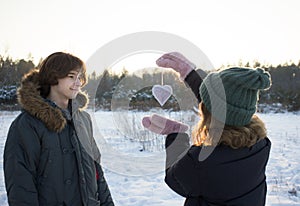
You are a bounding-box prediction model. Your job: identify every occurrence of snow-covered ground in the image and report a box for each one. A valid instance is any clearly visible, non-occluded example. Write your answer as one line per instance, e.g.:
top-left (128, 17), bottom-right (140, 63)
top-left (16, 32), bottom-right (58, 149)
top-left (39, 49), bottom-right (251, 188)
top-left (0, 110), bottom-right (299, 206)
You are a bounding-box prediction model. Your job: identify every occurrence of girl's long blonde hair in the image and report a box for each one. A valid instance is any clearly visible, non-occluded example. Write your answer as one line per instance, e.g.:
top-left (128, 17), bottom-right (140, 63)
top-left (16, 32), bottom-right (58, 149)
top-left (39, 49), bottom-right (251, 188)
top-left (192, 102), bottom-right (267, 149)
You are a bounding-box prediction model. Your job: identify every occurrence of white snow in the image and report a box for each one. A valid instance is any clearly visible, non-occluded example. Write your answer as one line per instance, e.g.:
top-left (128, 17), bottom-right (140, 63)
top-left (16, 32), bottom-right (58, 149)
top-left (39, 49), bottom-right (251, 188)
top-left (0, 110), bottom-right (299, 206)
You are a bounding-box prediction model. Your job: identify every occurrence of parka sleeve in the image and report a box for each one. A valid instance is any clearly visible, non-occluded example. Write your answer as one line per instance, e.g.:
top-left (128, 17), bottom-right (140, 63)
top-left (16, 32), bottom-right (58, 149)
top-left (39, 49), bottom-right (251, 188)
top-left (85, 112), bottom-right (114, 206)
top-left (164, 133), bottom-right (204, 198)
top-left (4, 115), bottom-right (41, 206)
top-left (95, 163), bottom-right (115, 206)
top-left (184, 69), bottom-right (205, 103)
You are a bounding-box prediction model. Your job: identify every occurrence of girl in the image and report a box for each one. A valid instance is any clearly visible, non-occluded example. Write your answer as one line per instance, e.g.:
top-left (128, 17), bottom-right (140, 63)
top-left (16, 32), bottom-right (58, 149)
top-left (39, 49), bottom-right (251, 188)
top-left (143, 52), bottom-right (272, 206)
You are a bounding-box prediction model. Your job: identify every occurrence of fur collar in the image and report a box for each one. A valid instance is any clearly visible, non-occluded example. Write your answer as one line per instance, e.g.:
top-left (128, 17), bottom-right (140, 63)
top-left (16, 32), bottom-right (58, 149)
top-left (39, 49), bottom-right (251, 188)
top-left (17, 69), bottom-right (89, 132)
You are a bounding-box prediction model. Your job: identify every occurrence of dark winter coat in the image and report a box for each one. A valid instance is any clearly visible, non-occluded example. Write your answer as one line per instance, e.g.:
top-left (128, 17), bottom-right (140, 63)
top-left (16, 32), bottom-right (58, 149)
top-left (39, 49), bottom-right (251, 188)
top-left (164, 133), bottom-right (271, 206)
top-left (4, 70), bottom-right (114, 206)
top-left (163, 70), bottom-right (271, 205)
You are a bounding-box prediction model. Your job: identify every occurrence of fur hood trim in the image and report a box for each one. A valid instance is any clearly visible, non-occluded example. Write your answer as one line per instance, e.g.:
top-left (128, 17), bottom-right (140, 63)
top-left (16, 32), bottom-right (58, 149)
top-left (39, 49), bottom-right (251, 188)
top-left (17, 69), bottom-right (89, 132)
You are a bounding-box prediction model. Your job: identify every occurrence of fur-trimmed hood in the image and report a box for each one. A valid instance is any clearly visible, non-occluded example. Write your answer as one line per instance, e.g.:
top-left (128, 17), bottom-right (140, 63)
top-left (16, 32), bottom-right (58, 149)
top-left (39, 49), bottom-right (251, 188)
top-left (17, 69), bottom-right (89, 132)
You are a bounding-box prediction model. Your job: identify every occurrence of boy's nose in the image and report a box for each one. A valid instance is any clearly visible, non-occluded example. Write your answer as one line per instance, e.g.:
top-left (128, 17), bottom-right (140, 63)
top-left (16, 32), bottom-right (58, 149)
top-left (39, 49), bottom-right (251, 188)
top-left (74, 77), bottom-right (82, 86)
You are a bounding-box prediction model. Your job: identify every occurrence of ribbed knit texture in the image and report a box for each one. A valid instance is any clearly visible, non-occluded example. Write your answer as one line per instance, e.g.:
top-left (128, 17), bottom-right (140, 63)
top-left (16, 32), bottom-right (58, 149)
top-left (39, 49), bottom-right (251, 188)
top-left (199, 67), bottom-right (271, 126)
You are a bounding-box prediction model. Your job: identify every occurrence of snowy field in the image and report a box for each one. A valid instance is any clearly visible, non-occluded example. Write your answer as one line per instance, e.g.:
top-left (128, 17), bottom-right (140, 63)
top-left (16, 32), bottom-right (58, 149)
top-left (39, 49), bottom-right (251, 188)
top-left (0, 110), bottom-right (299, 206)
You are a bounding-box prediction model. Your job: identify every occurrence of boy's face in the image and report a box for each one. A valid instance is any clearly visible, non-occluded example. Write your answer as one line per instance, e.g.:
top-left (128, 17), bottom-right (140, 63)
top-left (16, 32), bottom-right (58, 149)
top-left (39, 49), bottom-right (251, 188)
top-left (51, 70), bottom-right (83, 100)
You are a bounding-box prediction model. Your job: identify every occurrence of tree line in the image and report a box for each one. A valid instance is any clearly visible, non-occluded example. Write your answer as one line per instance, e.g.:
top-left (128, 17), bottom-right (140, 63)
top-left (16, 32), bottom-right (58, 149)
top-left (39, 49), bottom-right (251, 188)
top-left (0, 55), bottom-right (299, 112)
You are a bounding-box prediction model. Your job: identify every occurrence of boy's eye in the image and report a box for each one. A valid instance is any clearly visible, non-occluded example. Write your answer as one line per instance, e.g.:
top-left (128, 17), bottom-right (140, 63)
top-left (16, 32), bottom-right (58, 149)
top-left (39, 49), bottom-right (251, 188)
top-left (67, 73), bottom-right (84, 82)
top-left (78, 75), bottom-right (85, 81)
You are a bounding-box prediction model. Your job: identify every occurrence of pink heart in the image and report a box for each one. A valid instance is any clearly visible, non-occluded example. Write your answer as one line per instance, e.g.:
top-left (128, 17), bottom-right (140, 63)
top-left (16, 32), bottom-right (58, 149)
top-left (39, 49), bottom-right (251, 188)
top-left (152, 85), bottom-right (173, 106)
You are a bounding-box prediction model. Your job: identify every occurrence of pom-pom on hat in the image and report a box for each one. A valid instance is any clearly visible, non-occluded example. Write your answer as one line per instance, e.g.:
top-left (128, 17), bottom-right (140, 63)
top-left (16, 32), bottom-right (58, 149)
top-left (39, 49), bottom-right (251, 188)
top-left (199, 67), bottom-right (271, 126)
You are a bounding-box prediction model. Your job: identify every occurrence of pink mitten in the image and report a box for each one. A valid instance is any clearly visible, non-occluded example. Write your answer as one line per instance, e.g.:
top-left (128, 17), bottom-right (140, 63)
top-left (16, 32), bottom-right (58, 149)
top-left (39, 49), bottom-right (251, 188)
top-left (142, 114), bottom-right (189, 135)
top-left (156, 52), bottom-right (196, 80)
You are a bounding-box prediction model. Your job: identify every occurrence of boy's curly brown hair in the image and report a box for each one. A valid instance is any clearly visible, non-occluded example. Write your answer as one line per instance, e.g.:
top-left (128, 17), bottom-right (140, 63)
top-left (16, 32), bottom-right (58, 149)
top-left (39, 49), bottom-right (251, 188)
top-left (38, 52), bottom-right (87, 98)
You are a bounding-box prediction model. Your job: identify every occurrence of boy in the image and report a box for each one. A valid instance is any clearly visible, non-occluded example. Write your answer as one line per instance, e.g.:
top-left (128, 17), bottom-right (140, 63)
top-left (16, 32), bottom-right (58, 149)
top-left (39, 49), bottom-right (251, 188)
top-left (4, 52), bottom-right (114, 206)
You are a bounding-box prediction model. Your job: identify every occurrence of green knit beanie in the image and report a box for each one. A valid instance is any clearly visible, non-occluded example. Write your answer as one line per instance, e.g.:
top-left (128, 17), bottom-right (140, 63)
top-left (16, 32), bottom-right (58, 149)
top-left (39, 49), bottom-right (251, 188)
top-left (199, 67), bottom-right (271, 126)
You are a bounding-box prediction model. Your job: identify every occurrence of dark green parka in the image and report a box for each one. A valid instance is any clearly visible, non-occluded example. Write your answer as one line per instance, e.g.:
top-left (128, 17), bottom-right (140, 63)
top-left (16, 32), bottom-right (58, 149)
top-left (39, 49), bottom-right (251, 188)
top-left (4, 70), bottom-right (114, 206)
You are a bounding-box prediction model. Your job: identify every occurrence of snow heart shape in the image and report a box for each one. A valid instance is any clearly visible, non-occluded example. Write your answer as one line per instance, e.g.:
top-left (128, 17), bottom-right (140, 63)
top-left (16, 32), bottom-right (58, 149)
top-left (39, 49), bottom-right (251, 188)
top-left (152, 85), bottom-right (173, 106)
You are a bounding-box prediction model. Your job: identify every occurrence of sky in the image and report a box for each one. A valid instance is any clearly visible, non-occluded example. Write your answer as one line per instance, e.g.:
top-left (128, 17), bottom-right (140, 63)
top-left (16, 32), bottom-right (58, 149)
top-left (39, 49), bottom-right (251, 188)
top-left (0, 0), bottom-right (300, 72)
